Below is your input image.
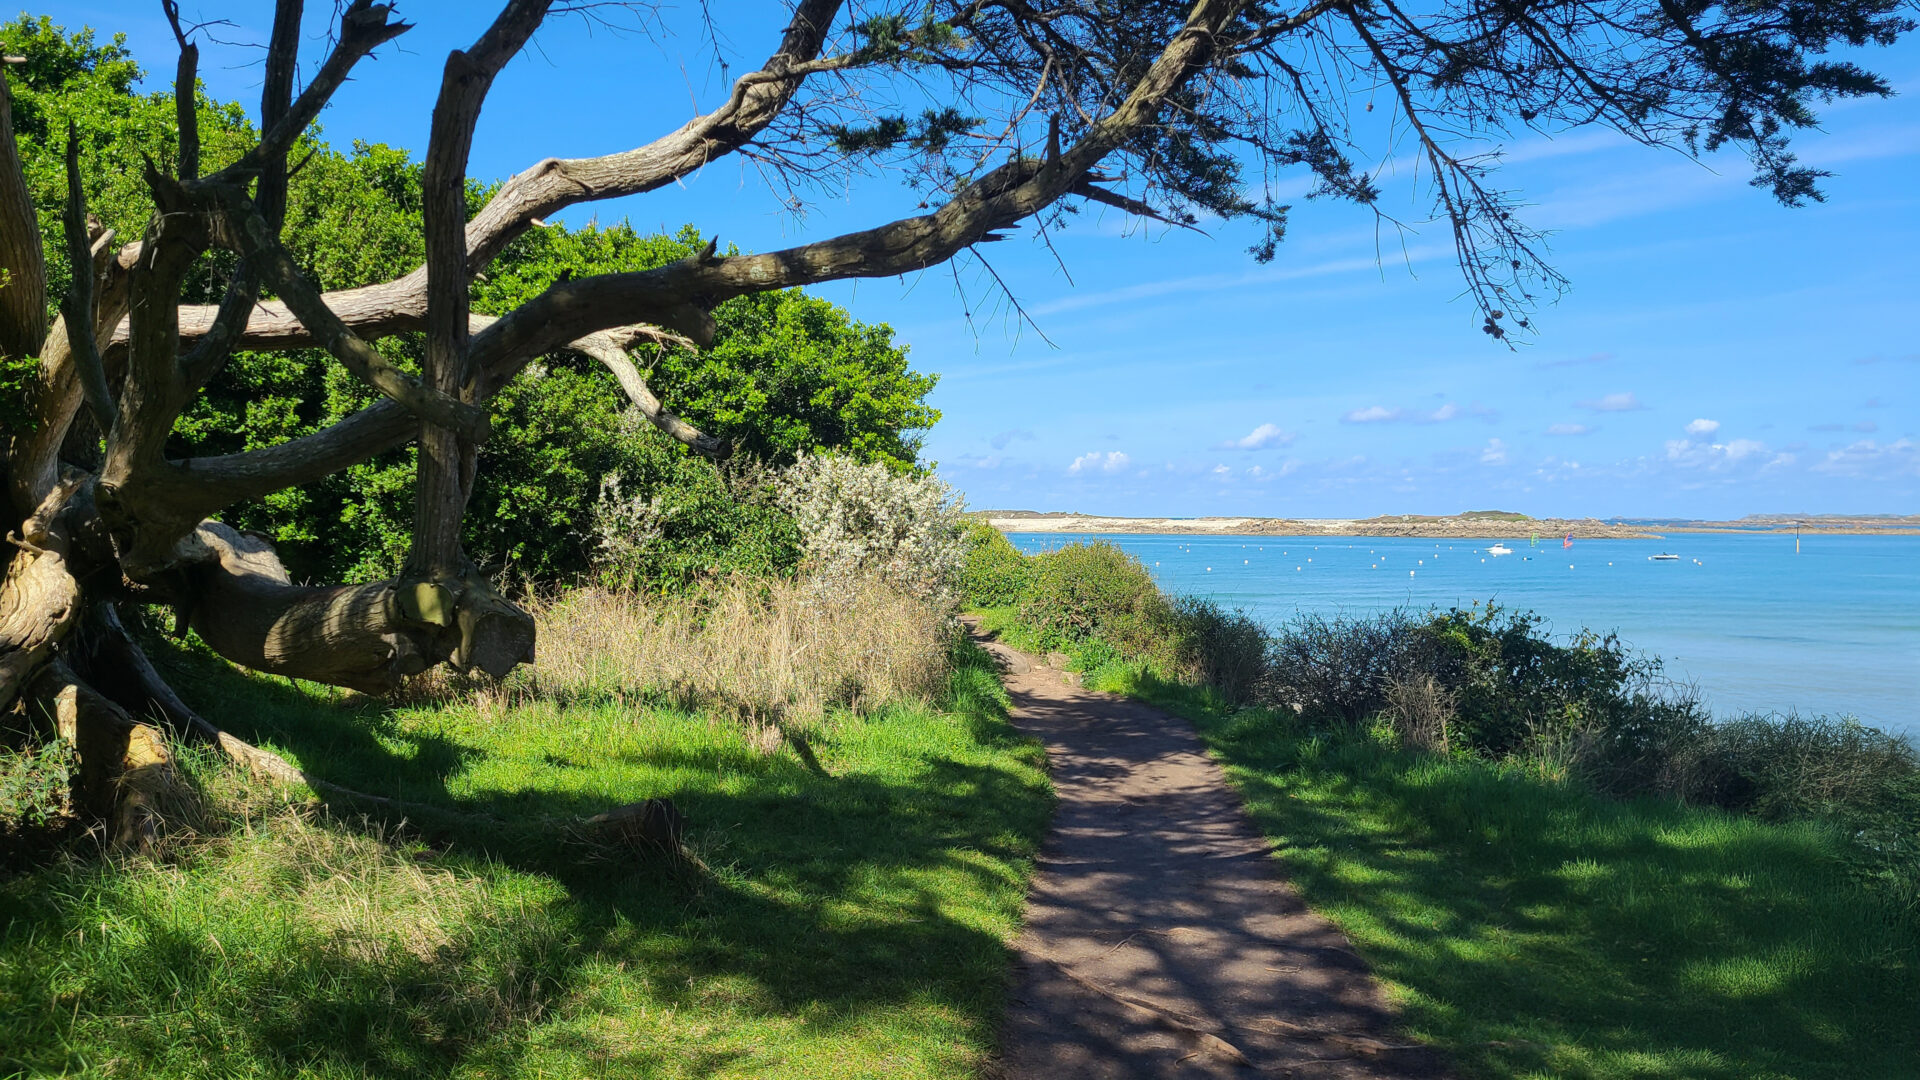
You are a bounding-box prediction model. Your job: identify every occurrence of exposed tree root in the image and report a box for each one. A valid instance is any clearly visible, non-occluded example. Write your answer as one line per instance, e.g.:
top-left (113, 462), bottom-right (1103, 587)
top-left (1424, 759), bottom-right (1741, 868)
top-left (28, 660), bottom-right (180, 852)
top-left (1036, 954), bottom-right (1254, 1068)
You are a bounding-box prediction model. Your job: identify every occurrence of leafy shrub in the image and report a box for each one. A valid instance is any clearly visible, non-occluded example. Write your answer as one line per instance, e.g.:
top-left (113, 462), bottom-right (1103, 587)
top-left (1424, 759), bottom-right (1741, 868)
top-left (957, 521), bottom-right (1033, 608)
top-left (585, 418), bottom-right (801, 594)
top-left (1169, 597), bottom-right (1270, 706)
top-left (1661, 715), bottom-right (1920, 912)
top-left (1415, 606), bottom-right (1701, 769)
top-left (1663, 714), bottom-right (1920, 821)
top-left (1266, 610), bottom-right (1420, 723)
top-left (973, 538), bottom-right (1265, 701)
top-left (1018, 541), bottom-right (1175, 657)
top-left (1264, 605), bottom-right (1704, 780)
top-left (774, 454), bottom-right (966, 606)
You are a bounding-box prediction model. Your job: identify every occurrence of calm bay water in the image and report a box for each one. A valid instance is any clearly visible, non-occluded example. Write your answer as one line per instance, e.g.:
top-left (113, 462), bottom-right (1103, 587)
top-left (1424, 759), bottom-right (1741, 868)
top-left (1009, 532), bottom-right (1920, 736)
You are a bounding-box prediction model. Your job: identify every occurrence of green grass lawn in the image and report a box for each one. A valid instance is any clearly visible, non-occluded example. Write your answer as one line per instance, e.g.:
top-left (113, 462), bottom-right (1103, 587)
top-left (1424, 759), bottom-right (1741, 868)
top-left (0, 642), bottom-right (1052, 1079)
top-left (1103, 669), bottom-right (1920, 1080)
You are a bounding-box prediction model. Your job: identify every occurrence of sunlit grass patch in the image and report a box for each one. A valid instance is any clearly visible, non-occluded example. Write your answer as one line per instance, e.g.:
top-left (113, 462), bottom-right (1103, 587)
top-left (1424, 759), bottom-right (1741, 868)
top-left (1, 642), bottom-right (1050, 1079)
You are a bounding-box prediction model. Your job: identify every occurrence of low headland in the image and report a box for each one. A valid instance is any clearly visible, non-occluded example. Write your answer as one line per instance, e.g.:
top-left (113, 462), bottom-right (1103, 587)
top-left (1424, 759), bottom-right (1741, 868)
top-left (973, 509), bottom-right (1920, 539)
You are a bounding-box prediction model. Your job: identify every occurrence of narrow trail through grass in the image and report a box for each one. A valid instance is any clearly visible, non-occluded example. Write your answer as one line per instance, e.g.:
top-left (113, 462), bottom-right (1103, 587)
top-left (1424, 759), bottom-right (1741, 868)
top-left (976, 624), bottom-right (1449, 1079)
top-left (1, 641), bottom-right (1052, 1079)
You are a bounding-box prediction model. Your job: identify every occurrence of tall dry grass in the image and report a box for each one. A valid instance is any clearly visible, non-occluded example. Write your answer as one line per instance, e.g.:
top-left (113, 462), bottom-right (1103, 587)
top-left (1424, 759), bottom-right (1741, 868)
top-left (515, 576), bottom-right (954, 723)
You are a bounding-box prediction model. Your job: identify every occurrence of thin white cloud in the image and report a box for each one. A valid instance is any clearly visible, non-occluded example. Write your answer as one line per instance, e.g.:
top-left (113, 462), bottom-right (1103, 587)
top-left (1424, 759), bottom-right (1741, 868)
top-left (1068, 450), bottom-right (1131, 475)
top-left (1480, 438), bottom-right (1509, 465)
top-left (1547, 423), bottom-right (1593, 436)
top-left (1342, 402), bottom-right (1478, 424)
top-left (1218, 422), bottom-right (1296, 450)
top-left (1811, 439), bottom-right (1918, 478)
top-left (1212, 463), bottom-right (1232, 476)
top-left (1664, 436), bottom-right (1771, 471)
top-left (1579, 392), bottom-right (1645, 412)
top-left (990, 429), bottom-right (1035, 450)
top-left (1344, 405), bottom-right (1400, 423)
top-left (1686, 418), bottom-right (1721, 436)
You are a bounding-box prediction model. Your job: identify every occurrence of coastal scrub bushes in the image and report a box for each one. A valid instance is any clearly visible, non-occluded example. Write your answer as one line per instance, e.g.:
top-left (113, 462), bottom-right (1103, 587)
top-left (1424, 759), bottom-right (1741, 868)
top-left (1019, 540), bottom-right (1175, 657)
top-left (1262, 607), bottom-right (1918, 840)
top-left (957, 522), bottom-right (1033, 607)
top-left (1169, 597), bottom-right (1273, 707)
top-left (1274, 605), bottom-right (1707, 787)
top-left (965, 538), bottom-right (1270, 704)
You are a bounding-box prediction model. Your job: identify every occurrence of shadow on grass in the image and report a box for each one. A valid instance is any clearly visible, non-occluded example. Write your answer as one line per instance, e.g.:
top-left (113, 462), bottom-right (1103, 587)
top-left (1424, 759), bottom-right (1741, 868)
top-left (1190, 709), bottom-right (1920, 1080)
top-left (0, 639), bottom-right (1052, 1079)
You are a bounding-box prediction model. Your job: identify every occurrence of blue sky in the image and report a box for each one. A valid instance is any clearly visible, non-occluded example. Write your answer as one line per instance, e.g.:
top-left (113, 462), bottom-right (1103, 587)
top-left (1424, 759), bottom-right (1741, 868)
top-left (65, 1), bottom-right (1920, 518)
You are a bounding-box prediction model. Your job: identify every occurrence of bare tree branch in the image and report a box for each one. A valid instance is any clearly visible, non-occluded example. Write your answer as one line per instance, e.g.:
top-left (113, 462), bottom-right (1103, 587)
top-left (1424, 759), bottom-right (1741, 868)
top-left (226, 0), bottom-right (413, 180)
top-left (255, 0), bottom-right (304, 230)
top-left (147, 316), bottom-right (701, 536)
top-left (469, 0), bottom-right (1250, 380)
top-left (199, 183), bottom-right (490, 439)
top-left (144, 0), bottom-right (848, 360)
top-left (9, 236), bottom-right (131, 518)
top-left (160, 0), bottom-right (201, 180)
top-left (557, 326), bottom-right (726, 456)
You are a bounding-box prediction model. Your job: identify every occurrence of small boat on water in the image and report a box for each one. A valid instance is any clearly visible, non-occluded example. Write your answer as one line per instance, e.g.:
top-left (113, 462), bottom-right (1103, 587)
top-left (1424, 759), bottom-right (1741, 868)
top-left (1649, 552), bottom-right (1680, 561)
top-left (1488, 544), bottom-right (1513, 555)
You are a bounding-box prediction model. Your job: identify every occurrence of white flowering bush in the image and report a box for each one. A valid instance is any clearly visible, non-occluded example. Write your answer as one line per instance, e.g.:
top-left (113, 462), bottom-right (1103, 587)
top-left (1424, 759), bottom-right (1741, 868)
top-left (774, 454), bottom-right (967, 607)
top-left (589, 471), bottom-right (665, 587)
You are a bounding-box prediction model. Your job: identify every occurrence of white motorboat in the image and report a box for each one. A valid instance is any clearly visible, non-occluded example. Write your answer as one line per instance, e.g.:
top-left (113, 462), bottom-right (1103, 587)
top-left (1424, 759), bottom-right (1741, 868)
top-left (1488, 544), bottom-right (1513, 555)
top-left (1649, 552), bottom-right (1680, 561)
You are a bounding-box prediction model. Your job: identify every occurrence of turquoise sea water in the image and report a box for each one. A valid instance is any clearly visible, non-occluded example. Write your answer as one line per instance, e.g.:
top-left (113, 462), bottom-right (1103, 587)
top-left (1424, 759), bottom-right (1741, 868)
top-left (1009, 532), bottom-right (1920, 737)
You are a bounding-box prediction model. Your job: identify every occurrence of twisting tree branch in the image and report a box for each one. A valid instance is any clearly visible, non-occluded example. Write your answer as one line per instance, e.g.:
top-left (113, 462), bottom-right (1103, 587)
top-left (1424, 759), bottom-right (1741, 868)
top-left (160, 0), bottom-right (200, 180)
top-left (59, 124), bottom-right (116, 434)
top-left (193, 184), bottom-right (490, 439)
top-left (411, 0), bottom-right (554, 578)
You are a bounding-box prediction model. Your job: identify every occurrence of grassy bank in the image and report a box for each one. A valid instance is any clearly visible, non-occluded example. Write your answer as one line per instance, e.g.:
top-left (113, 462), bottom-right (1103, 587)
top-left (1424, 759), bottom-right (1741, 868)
top-left (965, 533), bottom-right (1920, 1079)
top-left (1, 625), bottom-right (1051, 1078)
top-left (1155, 685), bottom-right (1920, 1079)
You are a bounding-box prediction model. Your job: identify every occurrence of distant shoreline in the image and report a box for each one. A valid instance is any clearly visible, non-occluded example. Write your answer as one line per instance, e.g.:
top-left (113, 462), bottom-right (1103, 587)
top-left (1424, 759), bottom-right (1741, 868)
top-left (973, 511), bottom-right (1920, 540)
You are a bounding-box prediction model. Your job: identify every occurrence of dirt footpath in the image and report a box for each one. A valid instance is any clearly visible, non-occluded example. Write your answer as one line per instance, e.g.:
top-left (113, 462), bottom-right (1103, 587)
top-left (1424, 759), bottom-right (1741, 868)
top-left (974, 630), bottom-right (1451, 1079)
